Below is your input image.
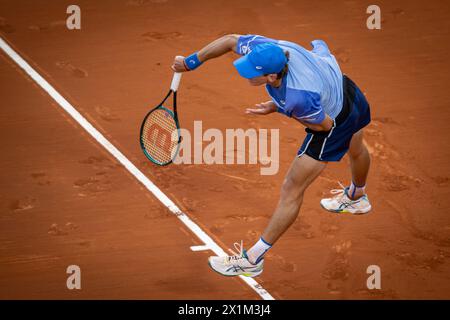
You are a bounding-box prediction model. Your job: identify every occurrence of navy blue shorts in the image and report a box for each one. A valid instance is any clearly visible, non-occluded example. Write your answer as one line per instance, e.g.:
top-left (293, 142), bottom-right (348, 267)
top-left (297, 75), bottom-right (371, 162)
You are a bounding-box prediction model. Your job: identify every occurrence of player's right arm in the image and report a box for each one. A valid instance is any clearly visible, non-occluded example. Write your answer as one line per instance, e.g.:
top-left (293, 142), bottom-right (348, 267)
top-left (171, 34), bottom-right (240, 72)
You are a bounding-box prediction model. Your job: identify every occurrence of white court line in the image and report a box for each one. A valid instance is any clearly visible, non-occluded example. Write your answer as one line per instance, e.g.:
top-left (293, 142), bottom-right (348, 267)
top-left (0, 36), bottom-right (274, 300)
top-left (190, 245), bottom-right (210, 252)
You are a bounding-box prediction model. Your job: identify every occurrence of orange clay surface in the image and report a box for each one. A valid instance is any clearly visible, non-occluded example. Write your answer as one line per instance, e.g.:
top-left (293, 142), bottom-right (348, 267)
top-left (0, 0), bottom-right (449, 299)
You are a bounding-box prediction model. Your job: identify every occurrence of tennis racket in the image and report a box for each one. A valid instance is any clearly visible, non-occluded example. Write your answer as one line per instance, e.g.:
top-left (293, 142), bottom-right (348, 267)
top-left (140, 72), bottom-right (182, 165)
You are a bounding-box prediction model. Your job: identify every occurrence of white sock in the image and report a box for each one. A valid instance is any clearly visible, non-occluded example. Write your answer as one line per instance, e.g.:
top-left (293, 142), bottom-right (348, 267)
top-left (348, 181), bottom-right (365, 200)
top-left (247, 237), bottom-right (272, 264)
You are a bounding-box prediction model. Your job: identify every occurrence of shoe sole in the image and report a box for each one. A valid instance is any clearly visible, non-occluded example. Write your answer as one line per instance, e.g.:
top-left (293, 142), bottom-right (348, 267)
top-left (320, 202), bottom-right (372, 215)
top-left (207, 260), bottom-right (263, 278)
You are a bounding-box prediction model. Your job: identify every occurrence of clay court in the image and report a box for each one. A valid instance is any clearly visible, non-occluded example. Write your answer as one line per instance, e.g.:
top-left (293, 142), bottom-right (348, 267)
top-left (1, 0), bottom-right (449, 299)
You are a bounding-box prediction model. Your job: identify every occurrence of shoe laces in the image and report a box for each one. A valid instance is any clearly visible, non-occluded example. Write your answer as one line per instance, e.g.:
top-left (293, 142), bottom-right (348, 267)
top-left (329, 182), bottom-right (351, 204)
top-left (223, 240), bottom-right (246, 266)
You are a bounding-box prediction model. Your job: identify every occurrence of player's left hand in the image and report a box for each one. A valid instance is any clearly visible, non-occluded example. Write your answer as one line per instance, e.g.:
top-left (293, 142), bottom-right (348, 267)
top-left (245, 101), bottom-right (277, 115)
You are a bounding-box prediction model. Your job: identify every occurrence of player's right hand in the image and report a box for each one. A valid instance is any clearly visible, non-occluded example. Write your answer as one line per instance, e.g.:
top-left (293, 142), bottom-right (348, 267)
top-left (171, 55), bottom-right (189, 72)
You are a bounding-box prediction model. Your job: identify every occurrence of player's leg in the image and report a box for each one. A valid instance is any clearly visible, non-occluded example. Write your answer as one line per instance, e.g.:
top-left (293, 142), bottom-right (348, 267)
top-left (320, 75), bottom-right (372, 214)
top-left (320, 129), bottom-right (372, 214)
top-left (347, 129), bottom-right (370, 199)
top-left (244, 154), bottom-right (326, 265)
top-left (259, 154), bottom-right (326, 245)
top-left (208, 154), bottom-right (326, 277)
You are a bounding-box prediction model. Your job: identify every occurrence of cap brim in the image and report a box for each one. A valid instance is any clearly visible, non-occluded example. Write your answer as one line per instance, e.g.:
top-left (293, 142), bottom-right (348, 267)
top-left (233, 55), bottom-right (264, 79)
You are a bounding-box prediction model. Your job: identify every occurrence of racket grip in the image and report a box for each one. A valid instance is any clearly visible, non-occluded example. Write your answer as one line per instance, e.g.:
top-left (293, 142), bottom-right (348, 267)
top-left (170, 72), bottom-right (182, 92)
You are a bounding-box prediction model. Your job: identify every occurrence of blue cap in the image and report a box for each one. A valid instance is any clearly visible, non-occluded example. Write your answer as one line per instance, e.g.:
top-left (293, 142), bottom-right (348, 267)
top-left (233, 43), bottom-right (287, 79)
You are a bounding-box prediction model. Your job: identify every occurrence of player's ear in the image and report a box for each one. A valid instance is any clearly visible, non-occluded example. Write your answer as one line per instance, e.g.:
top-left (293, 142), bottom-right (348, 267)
top-left (267, 74), bottom-right (278, 83)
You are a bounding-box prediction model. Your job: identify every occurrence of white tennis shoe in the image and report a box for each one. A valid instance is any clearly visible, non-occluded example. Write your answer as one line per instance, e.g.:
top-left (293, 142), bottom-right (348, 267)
top-left (320, 184), bottom-right (372, 214)
top-left (208, 241), bottom-right (264, 277)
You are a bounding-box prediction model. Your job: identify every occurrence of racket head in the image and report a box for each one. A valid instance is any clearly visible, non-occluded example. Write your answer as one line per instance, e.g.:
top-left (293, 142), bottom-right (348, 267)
top-left (139, 105), bottom-right (181, 166)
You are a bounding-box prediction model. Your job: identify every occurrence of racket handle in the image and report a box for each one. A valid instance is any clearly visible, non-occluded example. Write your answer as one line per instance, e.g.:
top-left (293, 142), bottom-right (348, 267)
top-left (170, 72), bottom-right (182, 92)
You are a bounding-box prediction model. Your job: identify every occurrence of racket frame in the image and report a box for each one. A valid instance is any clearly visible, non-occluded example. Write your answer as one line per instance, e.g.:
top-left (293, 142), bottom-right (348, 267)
top-left (139, 88), bottom-right (181, 166)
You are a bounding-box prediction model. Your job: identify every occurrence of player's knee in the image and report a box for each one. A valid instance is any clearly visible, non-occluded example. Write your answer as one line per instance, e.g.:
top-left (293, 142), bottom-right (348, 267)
top-left (349, 130), bottom-right (367, 158)
top-left (349, 141), bottom-right (367, 159)
top-left (281, 175), bottom-right (307, 198)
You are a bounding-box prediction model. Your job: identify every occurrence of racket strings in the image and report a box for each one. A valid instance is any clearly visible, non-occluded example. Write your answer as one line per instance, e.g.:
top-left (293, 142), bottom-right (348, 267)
top-left (142, 108), bottom-right (179, 164)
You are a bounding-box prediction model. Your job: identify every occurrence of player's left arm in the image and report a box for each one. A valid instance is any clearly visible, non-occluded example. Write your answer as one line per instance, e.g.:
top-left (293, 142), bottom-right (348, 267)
top-left (245, 101), bottom-right (277, 115)
top-left (283, 89), bottom-right (334, 132)
top-left (297, 115), bottom-right (333, 132)
top-left (246, 99), bottom-right (333, 131)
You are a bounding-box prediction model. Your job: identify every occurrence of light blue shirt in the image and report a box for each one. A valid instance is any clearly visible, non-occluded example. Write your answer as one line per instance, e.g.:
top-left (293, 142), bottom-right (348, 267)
top-left (235, 35), bottom-right (343, 124)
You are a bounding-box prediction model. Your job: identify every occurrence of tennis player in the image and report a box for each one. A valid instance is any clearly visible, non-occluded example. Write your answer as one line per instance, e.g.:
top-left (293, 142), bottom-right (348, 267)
top-left (171, 34), bottom-right (372, 277)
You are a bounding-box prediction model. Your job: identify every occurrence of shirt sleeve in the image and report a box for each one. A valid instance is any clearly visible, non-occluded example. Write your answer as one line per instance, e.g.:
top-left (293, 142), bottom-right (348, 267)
top-left (235, 34), bottom-right (278, 55)
top-left (310, 40), bottom-right (331, 57)
top-left (283, 88), bottom-right (326, 124)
